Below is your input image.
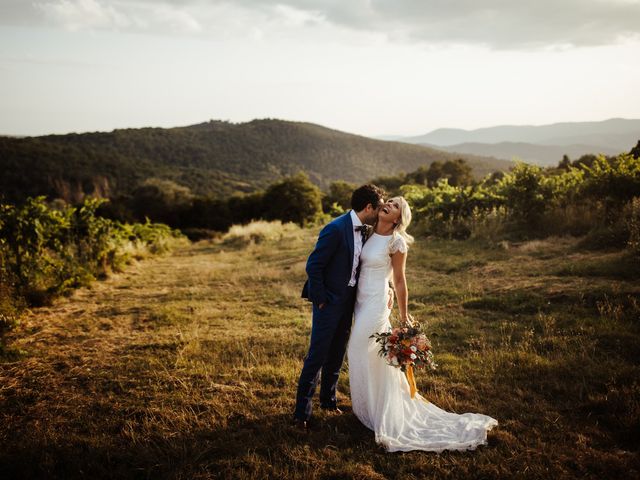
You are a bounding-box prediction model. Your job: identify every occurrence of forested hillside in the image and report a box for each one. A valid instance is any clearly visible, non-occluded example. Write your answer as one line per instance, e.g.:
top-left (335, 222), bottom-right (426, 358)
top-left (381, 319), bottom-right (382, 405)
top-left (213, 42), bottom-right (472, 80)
top-left (0, 119), bottom-right (511, 203)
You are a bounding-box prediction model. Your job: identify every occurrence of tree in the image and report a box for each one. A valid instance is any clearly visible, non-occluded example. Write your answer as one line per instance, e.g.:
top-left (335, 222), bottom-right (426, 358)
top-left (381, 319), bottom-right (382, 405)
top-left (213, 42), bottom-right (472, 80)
top-left (578, 153), bottom-right (640, 221)
top-left (572, 154), bottom-right (598, 169)
top-left (323, 180), bottom-right (356, 212)
top-left (131, 178), bottom-right (193, 225)
top-left (369, 173), bottom-right (407, 196)
top-left (182, 197), bottom-right (232, 231)
top-left (482, 170), bottom-right (506, 186)
top-left (426, 161), bottom-right (444, 187)
top-left (405, 166), bottom-right (430, 186)
top-left (441, 159), bottom-right (474, 187)
top-left (497, 162), bottom-right (550, 231)
top-left (630, 140), bottom-right (640, 159)
top-left (262, 173), bottom-right (323, 226)
top-left (228, 192), bottom-right (266, 225)
top-left (559, 154), bottom-right (571, 170)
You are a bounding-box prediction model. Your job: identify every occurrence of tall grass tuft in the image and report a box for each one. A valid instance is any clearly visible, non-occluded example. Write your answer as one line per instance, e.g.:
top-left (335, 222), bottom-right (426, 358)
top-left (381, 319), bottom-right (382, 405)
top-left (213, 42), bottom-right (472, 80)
top-left (222, 220), bottom-right (301, 246)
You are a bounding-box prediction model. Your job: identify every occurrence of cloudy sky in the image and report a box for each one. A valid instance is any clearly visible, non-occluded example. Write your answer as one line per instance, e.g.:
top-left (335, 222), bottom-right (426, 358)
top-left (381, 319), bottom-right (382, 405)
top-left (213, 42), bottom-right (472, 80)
top-left (1, 0), bottom-right (640, 137)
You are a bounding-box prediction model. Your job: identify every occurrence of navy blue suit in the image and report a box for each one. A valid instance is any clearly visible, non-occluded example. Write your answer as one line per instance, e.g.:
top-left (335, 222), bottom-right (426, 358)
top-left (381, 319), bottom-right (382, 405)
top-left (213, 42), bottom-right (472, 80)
top-left (295, 212), bottom-right (359, 421)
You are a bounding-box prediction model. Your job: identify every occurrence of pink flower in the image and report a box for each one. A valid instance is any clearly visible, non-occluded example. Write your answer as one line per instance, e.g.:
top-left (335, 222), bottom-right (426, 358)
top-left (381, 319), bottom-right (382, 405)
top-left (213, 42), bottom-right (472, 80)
top-left (416, 335), bottom-right (430, 351)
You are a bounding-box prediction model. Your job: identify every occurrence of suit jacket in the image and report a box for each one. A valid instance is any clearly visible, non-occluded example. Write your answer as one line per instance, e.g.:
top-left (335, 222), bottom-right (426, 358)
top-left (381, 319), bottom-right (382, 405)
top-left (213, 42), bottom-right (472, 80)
top-left (301, 212), bottom-right (357, 306)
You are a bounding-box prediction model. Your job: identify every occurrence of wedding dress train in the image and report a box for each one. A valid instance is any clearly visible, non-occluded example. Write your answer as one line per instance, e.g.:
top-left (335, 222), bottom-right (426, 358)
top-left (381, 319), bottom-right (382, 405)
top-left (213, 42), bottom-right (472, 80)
top-left (347, 232), bottom-right (498, 452)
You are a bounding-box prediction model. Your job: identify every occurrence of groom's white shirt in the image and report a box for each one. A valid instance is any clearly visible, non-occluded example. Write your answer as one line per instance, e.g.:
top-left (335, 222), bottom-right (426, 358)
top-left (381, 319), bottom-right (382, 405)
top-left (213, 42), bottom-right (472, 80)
top-left (348, 209), bottom-right (363, 287)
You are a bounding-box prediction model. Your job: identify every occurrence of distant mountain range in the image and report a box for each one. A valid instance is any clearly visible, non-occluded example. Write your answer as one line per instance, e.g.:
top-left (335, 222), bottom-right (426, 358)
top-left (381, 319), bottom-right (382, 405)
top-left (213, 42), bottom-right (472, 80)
top-left (0, 119), bottom-right (511, 204)
top-left (420, 142), bottom-right (622, 166)
top-left (378, 118), bottom-right (640, 166)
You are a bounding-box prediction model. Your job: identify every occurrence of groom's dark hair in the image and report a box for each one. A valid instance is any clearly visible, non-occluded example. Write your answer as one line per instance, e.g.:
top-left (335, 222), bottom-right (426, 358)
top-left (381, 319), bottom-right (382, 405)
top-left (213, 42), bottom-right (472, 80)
top-left (351, 184), bottom-right (385, 212)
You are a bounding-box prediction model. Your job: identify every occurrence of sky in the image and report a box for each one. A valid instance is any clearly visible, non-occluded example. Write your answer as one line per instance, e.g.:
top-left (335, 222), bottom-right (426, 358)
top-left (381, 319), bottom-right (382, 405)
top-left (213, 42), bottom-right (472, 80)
top-left (1, 0), bottom-right (640, 137)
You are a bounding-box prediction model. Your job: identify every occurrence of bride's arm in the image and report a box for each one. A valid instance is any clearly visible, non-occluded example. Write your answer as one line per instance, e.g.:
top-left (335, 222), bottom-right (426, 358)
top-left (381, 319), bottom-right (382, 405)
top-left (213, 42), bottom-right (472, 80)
top-left (391, 250), bottom-right (410, 325)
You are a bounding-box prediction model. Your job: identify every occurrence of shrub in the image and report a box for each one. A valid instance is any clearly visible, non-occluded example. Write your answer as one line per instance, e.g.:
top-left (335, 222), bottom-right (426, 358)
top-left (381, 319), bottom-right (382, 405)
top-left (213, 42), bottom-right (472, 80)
top-left (495, 162), bottom-right (550, 233)
top-left (262, 173), bottom-right (323, 226)
top-left (222, 220), bottom-right (300, 246)
top-left (398, 153), bottom-right (640, 246)
top-left (578, 154), bottom-right (640, 222)
top-left (0, 197), bottom-right (186, 321)
top-left (323, 181), bottom-right (355, 212)
top-left (0, 196), bottom-right (72, 294)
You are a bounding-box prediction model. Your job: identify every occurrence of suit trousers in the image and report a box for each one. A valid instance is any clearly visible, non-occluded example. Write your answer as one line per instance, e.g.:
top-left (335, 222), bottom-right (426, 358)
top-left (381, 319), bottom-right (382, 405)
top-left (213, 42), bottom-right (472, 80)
top-left (294, 286), bottom-right (356, 421)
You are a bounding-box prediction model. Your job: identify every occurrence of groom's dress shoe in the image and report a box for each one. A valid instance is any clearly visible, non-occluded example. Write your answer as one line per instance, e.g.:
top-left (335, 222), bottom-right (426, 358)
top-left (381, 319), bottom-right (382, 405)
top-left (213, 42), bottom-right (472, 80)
top-left (320, 406), bottom-right (345, 415)
top-left (292, 417), bottom-right (311, 432)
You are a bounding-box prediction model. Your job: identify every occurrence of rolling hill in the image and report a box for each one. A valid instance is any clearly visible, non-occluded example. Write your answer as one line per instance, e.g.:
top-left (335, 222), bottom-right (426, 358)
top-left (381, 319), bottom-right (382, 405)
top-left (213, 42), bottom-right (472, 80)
top-left (421, 142), bottom-right (622, 166)
top-left (382, 118), bottom-right (640, 166)
top-left (400, 118), bottom-right (640, 147)
top-left (0, 119), bottom-right (512, 203)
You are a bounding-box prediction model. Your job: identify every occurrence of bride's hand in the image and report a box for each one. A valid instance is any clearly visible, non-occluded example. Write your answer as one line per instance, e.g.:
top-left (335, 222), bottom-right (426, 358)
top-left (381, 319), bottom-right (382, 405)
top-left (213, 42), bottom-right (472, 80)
top-left (402, 313), bottom-right (415, 327)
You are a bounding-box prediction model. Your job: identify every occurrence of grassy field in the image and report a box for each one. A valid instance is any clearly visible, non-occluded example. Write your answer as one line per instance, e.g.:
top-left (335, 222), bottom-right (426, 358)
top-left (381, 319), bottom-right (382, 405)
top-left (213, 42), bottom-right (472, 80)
top-left (1, 221), bottom-right (639, 479)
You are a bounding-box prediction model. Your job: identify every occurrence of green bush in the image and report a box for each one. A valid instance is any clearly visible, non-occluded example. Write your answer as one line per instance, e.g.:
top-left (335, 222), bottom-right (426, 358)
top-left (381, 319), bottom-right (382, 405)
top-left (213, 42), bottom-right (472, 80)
top-left (323, 180), bottom-right (355, 212)
top-left (262, 173), bottom-right (323, 226)
top-left (0, 197), bottom-right (186, 349)
top-left (0, 196), bottom-right (72, 296)
top-left (400, 153), bottom-right (640, 245)
top-left (578, 154), bottom-right (640, 222)
top-left (495, 162), bottom-right (551, 233)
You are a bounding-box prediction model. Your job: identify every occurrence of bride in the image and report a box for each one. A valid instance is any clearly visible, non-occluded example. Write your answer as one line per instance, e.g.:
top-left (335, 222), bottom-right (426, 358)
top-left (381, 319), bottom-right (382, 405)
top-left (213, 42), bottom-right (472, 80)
top-left (347, 196), bottom-right (498, 452)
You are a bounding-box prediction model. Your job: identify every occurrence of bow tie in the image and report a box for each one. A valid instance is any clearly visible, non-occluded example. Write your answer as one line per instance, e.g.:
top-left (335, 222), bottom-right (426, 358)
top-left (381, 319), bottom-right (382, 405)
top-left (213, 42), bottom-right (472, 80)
top-left (354, 225), bottom-right (371, 241)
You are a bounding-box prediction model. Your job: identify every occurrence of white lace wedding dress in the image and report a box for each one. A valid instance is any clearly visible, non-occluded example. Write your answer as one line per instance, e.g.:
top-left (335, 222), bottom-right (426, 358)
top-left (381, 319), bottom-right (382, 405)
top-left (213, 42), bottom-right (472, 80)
top-left (347, 232), bottom-right (498, 452)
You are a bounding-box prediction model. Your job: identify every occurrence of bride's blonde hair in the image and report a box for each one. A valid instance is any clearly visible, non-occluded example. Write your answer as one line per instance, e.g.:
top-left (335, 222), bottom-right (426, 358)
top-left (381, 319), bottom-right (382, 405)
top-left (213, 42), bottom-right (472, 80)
top-left (391, 196), bottom-right (414, 246)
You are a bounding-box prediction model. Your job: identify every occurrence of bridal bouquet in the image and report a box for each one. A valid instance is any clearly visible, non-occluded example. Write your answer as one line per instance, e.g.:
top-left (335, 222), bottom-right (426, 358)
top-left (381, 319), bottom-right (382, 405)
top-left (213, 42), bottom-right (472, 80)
top-left (370, 321), bottom-right (437, 398)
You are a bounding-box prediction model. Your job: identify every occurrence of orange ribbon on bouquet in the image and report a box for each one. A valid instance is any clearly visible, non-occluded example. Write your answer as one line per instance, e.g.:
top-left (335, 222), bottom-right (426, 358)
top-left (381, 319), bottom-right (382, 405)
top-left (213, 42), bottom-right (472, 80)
top-left (405, 366), bottom-right (430, 403)
top-left (406, 365), bottom-right (417, 398)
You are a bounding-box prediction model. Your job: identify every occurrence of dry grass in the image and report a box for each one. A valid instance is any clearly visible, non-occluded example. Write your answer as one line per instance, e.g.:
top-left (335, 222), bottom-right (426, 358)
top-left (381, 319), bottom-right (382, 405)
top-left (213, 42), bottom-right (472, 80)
top-left (1, 225), bottom-right (639, 479)
top-left (222, 220), bottom-right (303, 247)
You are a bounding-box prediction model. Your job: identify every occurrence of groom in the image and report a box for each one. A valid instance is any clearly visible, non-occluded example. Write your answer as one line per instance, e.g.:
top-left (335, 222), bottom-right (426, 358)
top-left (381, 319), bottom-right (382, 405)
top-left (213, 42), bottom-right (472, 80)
top-left (293, 184), bottom-right (385, 430)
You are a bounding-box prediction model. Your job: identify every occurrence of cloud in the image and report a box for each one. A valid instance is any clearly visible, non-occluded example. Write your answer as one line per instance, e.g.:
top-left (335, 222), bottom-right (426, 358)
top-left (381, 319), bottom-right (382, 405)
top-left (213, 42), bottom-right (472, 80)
top-left (27, 0), bottom-right (202, 34)
top-left (3, 0), bottom-right (640, 48)
top-left (146, 4), bottom-right (202, 33)
top-left (35, 0), bottom-right (132, 31)
top-left (236, 0), bottom-right (640, 48)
